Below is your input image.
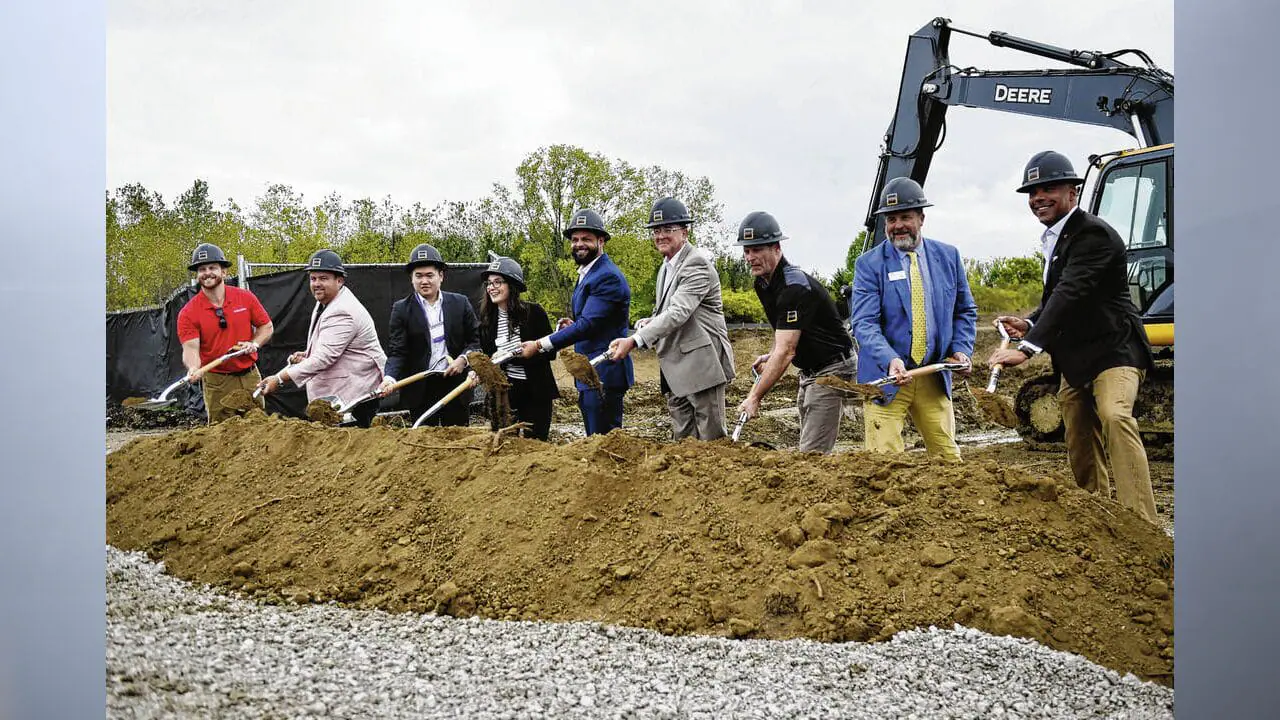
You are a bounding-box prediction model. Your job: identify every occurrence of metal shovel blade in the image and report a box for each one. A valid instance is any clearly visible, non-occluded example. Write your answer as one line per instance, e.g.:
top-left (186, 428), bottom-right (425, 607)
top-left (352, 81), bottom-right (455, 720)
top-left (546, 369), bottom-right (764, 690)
top-left (127, 377), bottom-right (189, 411)
top-left (731, 367), bottom-right (762, 442)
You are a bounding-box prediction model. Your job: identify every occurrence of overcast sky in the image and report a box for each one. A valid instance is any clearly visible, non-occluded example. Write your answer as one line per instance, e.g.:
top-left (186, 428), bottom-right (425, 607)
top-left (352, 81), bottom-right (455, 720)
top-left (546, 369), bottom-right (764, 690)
top-left (108, 0), bottom-right (1173, 276)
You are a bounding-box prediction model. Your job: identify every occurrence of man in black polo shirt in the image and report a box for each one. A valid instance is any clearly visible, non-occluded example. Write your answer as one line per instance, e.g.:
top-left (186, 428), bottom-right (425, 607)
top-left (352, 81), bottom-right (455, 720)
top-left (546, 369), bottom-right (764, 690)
top-left (734, 211), bottom-right (855, 453)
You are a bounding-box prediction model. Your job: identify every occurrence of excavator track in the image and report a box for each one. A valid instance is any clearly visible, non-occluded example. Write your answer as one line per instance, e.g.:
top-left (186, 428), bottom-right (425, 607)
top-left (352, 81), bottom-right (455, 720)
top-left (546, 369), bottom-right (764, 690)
top-left (1013, 358), bottom-right (1173, 456)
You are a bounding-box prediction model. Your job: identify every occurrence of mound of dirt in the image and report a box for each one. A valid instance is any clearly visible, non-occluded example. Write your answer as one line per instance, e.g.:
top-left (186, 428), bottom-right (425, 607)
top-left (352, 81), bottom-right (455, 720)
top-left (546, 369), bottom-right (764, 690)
top-left (105, 415), bottom-right (1173, 684)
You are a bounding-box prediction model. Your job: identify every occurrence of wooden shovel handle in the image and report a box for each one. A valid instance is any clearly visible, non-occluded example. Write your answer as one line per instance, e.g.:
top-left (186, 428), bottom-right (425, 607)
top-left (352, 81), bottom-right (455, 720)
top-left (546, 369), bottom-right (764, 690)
top-left (411, 374), bottom-right (478, 427)
top-left (195, 348), bottom-right (249, 376)
top-left (386, 369), bottom-right (435, 393)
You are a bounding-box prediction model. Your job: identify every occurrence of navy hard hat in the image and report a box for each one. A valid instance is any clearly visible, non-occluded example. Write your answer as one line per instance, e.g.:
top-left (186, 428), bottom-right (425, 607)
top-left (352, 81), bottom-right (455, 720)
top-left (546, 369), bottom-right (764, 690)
top-left (1016, 150), bottom-right (1085, 192)
top-left (874, 177), bottom-right (933, 215)
top-left (483, 254), bottom-right (527, 293)
top-left (563, 208), bottom-right (611, 241)
top-left (306, 249), bottom-right (346, 276)
top-left (188, 243), bottom-right (231, 271)
top-left (644, 197), bottom-right (694, 228)
top-left (405, 243), bottom-right (447, 272)
top-left (736, 211), bottom-right (788, 247)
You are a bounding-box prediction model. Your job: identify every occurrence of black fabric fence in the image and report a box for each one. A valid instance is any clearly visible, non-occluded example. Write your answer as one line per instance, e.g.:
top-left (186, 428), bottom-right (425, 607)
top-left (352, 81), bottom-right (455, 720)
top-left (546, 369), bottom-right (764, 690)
top-left (106, 264), bottom-right (490, 419)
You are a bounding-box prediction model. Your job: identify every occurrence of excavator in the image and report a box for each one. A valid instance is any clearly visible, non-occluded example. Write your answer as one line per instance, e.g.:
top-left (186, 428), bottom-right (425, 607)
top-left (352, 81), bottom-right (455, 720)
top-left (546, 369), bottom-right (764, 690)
top-left (859, 17), bottom-right (1174, 449)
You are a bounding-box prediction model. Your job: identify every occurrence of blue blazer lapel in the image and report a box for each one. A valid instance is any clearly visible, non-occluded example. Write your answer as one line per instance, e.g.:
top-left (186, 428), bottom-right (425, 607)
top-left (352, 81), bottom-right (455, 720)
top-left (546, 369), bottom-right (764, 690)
top-left (571, 269), bottom-right (588, 317)
top-left (574, 255), bottom-right (610, 316)
top-left (884, 242), bottom-right (911, 318)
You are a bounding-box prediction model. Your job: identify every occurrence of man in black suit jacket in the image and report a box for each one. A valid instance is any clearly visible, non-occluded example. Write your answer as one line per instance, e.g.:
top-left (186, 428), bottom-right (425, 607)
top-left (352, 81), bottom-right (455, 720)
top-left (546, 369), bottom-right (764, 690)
top-left (379, 243), bottom-right (481, 426)
top-left (989, 150), bottom-right (1157, 523)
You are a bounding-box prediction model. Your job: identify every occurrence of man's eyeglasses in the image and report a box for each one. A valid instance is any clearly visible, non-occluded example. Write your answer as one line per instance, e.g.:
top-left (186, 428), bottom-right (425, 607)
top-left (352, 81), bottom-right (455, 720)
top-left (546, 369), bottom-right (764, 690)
top-left (650, 224), bottom-right (684, 237)
top-left (483, 279), bottom-right (507, 289)
top-left (214, 307), bottom-right (227, 329)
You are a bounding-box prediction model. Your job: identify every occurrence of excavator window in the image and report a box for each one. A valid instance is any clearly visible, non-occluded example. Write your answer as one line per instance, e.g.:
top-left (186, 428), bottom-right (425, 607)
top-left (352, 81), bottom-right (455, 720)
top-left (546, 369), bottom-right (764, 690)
top-left (1096, 160), bottom-right (1169, 250)
top-left (1095, 157), bottom-right (1172, 313)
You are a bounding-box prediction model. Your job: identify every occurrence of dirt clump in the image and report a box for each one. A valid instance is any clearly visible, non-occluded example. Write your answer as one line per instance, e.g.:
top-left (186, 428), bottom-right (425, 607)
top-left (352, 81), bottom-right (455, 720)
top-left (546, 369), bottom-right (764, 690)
top-left (559, 349), bottom-right (602, 392)
top-left (219, 389), bottom-right (260, 415)
top-left (969, 386), bottom-right (1019, 429)
top-left (106, 413), bottom-right (1174, 685)
top-left (305, 399), bottom-right (342, 425)
top-left (466, 352), bottom-right (512, 391)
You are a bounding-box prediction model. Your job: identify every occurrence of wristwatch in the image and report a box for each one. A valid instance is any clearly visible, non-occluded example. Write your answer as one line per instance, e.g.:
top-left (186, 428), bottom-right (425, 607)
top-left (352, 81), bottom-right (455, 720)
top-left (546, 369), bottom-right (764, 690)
top-left (1016, 342), bottom-right (1037, 359)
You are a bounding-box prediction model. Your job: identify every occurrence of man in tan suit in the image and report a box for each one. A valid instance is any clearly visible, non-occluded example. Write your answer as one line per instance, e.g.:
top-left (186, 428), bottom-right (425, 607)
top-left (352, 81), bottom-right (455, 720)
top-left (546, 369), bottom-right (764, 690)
top-left (610, 197), bottom-right (735, 440)
top-left (256, 249), bottom-right (388, 427)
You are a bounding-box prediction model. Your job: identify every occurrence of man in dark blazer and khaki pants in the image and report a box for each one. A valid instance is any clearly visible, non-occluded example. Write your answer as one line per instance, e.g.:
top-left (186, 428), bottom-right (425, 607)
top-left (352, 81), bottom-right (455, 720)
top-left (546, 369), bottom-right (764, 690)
top-left (609, 197), bottom-right (736, 441)
top-left (380, 243), bottom-right (481, 426)
top-left (989, 150), bottom-right (1157, 523)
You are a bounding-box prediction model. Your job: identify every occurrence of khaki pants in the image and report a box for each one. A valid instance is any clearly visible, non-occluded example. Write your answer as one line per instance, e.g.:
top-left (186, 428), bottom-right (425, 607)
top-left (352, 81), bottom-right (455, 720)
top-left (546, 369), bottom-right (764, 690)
top-left (202, 368), bottom-right (264, 424)
top-left (863, 373), bottom-right (961, 462)
top-left (667, 383), bottom-right (728, 441)
top-left (1059, 367), bottom-right (1157, 522)
top-left (796, 356), bottom-right (856, 454)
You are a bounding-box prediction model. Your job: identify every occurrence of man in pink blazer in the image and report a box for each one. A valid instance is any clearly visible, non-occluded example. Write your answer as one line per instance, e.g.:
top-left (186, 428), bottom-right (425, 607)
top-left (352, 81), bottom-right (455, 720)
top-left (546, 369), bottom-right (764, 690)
top-left (256, 249), bottom-right (387, 427)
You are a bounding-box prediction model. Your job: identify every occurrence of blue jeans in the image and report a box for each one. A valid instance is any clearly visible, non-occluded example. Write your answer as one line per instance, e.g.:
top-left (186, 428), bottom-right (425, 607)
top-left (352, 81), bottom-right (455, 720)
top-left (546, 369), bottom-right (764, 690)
top-left (579, 386), bottom-right (626, 436)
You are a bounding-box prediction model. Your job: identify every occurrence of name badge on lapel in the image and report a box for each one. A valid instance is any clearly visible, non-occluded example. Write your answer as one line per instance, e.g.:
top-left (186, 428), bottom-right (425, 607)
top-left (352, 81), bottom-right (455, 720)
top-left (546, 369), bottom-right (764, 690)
top-left (888, 270), bottom-right (907, 281)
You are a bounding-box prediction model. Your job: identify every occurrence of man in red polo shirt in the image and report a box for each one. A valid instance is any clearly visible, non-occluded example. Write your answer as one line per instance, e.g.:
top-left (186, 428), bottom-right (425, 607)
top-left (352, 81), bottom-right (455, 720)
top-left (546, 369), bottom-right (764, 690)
top-left (175, 243), bottom-right (274, 423)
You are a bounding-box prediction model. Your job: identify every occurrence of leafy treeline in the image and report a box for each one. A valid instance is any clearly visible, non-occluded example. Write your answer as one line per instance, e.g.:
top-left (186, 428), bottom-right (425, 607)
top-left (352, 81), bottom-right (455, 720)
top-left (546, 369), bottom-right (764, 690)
top-left (106, 143), bottom-right (1042, 320)
top-left (106, 144), bottom-right (769, 321)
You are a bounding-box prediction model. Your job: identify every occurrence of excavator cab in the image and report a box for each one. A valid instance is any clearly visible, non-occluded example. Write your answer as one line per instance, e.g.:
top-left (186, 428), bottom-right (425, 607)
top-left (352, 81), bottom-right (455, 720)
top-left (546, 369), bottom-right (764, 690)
top-left (1090, 144), bottom-right (1175, 348)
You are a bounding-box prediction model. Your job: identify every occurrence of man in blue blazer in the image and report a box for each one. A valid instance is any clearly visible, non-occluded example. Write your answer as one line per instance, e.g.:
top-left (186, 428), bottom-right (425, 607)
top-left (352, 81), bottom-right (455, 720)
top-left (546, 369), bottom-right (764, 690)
top-left (852, 177), bottom-right (977, 461)
top-left (521, 208), bottom-right (635, 435)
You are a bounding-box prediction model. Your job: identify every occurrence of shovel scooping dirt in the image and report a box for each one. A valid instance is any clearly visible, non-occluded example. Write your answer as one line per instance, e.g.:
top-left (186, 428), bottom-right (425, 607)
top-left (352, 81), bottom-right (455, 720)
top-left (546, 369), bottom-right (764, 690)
top-left (305, 399), bottom-right (344, 425)
top-left (559, 348), bottom-right (611, 393)
top-left (816, 362), bottom-right (970, 401)
top-left (466, 351), bottom-right (513, 391)
top-left (409, 349), bottom-right (519, 429)
top-left (123, 347), bottom-right (252, 410)
top-left (969, 323), bottom-right (1019, 429)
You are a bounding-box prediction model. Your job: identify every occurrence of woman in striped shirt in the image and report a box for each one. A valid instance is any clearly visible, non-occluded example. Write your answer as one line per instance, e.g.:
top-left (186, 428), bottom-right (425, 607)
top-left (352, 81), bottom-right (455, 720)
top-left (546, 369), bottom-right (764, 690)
top-left (478, 256), bottom-right (561, 440)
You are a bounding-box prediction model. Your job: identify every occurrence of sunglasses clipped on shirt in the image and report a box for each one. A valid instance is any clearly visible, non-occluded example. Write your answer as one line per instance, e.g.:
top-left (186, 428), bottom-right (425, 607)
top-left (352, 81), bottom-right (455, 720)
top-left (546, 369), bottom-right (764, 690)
top-left (214, 306), bottom-right (227, 329)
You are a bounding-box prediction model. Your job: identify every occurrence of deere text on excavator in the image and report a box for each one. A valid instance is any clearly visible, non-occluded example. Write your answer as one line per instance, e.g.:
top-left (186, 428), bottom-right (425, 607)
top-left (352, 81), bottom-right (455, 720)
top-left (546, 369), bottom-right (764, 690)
top-left (859, 17), bottom-right (1174, 449)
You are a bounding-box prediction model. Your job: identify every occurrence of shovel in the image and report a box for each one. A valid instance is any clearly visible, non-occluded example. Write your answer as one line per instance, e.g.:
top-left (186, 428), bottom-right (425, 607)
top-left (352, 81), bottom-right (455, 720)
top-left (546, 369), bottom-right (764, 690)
top-left (410, 348), bottom-right (517, 429)
top-left (731, 366), bottom-right (762, 442)
top-left (817, 361), bottom-right (971, 401)
top-left (332, 369), bottom-right (444, 415)
top-left (123, 348), bottom-right (252, 411)
top-left (558, 347), bottom-right (616, 392)
top-left (969, 322), bottom-right (1019, 429)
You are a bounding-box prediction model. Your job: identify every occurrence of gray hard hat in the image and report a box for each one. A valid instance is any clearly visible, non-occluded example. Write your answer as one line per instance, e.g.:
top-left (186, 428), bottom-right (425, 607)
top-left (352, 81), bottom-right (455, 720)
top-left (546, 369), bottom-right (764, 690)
top-left (483, 254), bottom-right (527, 293)
top-left (563, 208), bottom-right (611, 241)
top-left (1016, 150), bottom-right (1085, 193)
top-left (306, 248), bottom-right (346, 276)
top-left (736, 211), bottom-right (788, 247)
top-left (874, 177), bottom-right (933, 215)
top-left (188, 243), bottom-right (231, 271)
top-left (405, 243), bottom-right (448, 272)
top-left (644, 197), bottom-right (694, 228)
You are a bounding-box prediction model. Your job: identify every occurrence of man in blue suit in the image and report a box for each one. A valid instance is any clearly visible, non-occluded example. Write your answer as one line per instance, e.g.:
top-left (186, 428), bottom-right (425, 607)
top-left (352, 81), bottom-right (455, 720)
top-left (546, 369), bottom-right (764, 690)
top-left (852, 178), bottom-right (977, 461)
top-left (521, 208), bottom-right (635, 435)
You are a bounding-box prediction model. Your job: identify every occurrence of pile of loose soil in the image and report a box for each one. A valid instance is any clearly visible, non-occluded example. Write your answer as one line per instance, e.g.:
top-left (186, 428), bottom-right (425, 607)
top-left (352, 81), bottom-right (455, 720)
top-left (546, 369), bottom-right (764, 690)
top-left (106, 414), bottom-right (1173, 684)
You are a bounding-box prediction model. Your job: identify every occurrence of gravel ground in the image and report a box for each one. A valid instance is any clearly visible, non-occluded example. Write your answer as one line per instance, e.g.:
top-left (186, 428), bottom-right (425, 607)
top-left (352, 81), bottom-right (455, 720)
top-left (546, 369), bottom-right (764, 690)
top-left (107, 547), bottom-right (1174, 719)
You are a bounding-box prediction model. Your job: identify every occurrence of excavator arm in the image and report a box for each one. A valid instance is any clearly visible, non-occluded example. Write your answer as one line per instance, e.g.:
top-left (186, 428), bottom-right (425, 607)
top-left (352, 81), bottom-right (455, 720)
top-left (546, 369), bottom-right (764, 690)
top-left (860, 17), bottom-right (1174, 254)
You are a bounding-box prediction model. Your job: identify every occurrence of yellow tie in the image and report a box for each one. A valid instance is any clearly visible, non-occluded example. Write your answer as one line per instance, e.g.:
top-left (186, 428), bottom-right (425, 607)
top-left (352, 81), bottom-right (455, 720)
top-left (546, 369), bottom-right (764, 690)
top-left (907, 251), bottom-right (926, 364)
